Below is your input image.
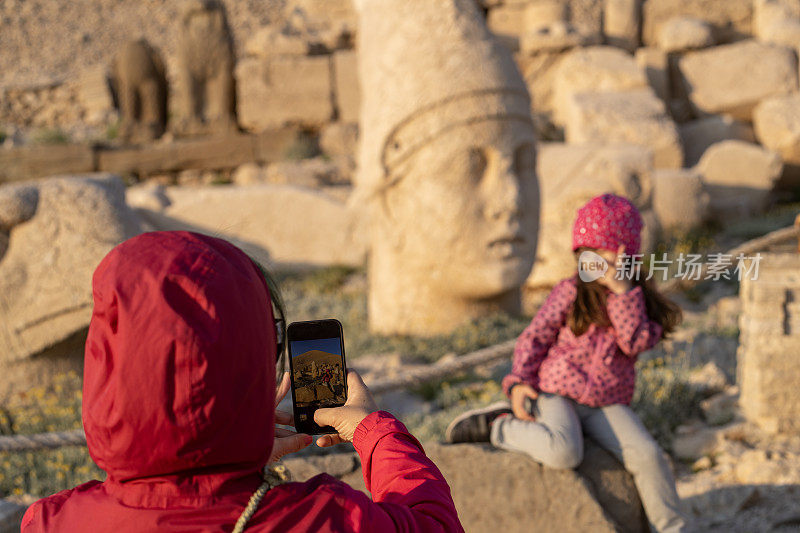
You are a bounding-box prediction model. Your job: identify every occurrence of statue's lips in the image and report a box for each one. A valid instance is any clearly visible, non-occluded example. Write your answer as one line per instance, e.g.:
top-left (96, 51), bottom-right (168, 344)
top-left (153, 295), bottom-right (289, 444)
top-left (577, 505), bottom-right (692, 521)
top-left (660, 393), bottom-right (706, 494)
top-left (488, 236), bottom-right (527, 257)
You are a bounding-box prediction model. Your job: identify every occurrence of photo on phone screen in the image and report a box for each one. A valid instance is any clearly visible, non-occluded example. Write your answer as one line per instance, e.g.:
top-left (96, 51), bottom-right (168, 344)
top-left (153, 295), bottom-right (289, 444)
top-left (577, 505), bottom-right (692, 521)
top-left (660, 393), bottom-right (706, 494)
top-left (287, 320), bottom-right (347, 435)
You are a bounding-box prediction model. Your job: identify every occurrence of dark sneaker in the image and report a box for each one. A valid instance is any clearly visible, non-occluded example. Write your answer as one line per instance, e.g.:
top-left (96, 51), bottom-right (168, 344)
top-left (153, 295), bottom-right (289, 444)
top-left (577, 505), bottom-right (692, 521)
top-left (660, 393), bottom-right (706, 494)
top-left (444, 402), bottom-right (512, 443)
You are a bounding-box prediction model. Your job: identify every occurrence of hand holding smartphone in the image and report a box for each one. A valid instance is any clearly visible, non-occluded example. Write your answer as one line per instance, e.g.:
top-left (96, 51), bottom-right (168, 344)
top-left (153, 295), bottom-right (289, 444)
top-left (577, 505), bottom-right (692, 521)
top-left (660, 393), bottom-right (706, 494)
top-left (287, 319), bottom-right (348, 435)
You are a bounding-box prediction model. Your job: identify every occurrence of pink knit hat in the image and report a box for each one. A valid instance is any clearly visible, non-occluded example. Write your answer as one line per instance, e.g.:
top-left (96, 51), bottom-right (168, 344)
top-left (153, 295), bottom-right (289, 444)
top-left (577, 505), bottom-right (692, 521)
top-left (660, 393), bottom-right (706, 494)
top-left (572, 193), bottom-right (643, 254)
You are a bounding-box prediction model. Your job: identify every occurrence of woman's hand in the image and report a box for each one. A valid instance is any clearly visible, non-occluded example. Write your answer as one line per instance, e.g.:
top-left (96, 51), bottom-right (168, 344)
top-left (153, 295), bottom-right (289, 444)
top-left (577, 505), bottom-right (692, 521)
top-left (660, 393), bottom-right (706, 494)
top-left (269, 373), bottom-right (313, 463)
top-left (314, 370), bottom-right (378, 448)
top-left (595, 245), bottom-right (633, 295)
top-left (510, 383), bottom-right (538, 421)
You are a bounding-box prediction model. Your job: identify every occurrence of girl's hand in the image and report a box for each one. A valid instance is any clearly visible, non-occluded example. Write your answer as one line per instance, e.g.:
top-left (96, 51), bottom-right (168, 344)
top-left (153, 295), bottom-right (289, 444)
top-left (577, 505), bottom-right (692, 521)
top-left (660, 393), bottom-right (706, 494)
top-left (270, 373), bottom-right (313, 462)
top-left (595, 245), bottom-right (633, 295)
top-left (510, 383), bottom-right (538, 421)
top-left (314, 371), bottom-right (378, 447)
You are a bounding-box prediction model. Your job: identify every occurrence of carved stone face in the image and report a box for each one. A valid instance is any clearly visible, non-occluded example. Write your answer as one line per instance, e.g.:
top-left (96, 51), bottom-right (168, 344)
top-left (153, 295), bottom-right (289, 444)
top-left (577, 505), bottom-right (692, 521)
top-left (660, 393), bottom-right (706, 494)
top-left (383, 118), bottom-right (539, 299)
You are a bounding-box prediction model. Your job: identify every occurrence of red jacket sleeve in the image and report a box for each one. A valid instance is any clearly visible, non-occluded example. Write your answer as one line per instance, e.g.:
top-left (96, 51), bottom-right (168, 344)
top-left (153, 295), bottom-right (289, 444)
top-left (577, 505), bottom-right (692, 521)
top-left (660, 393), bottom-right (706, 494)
top-left (346, 411), bottom-right (464, 532)
top-left (502, 278), bottom-right (576, 396)
top-left (606, 285), bottom-right (663, 356)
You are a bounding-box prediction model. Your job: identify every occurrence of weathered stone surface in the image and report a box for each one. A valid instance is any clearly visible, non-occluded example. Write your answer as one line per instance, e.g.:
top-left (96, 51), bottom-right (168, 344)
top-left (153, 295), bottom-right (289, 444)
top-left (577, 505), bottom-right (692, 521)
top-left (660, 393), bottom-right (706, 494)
top-left (520, 21), bottom-right (591, 54)
top-left (0, 499), bottom-right (26, 533)
top-left (320, 121), bottom-right (358, 159)
top-left (552, 46), bottom-right (648, 126)
top-left (696, 140), bottom-right (783, 217)
top-left (754, 0), bottom-right (800, 47)
top-left (738, 253), bottom-right (800, 434)
top-left (236, 55), bottom-right (333, 131)
top-left (564, 88), bottom-right (683, 169)
top-left (244, 25), bottom-right (311, 57)
top-left (678, 41), bottom-right (798, 121)
top-left (111, 39), bottom-right (168, 143)
top-left (517, 50), bottom-right (568, 116)
top-left (333, 51), bottom-right (360, 123)
top-left (656, 17), bottom-right (714, 52)
top-left (603, 0), bottom-right (641, 52)
top-left (357, 0), bottom-right (539, 335)
top-left (701, 386), bottom-right (739, 426)
top-left (140, 184), bottom-right (367, 267)
top-left (754, 94), bottom-right (800, 183)
top-left (287, 442), bottom-right (648, 533)
top-left (635, 47), bottom-right (670, 102)
top-left (173, 0), bottom-right (237, 137)
top-left (0, 174), bottom-right (142, 363)
top-left (238, 157), bottom-right (350, 187)
top-left (486, 3), bottom-right (526, 50)
top-left (528, 143), bottom-right (655, 288)
top-left (672, 422), bottom-right (721, 460)
top-left (642, 0), bottom-right (752, 46)
top-left (652, 168), bottom-right (709, 232)
top-left (77, 64), bottom-right (115, 126)
top-left (680, 115), bottom-right (756, 166)
top-left (0, 144), bottom-right (95, 183)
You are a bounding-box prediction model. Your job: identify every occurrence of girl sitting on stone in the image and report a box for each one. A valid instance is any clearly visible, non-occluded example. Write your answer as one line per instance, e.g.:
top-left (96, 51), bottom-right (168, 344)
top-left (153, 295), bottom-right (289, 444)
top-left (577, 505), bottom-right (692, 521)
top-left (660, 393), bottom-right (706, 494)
top-left (446, 193), bottom-right (689, 533)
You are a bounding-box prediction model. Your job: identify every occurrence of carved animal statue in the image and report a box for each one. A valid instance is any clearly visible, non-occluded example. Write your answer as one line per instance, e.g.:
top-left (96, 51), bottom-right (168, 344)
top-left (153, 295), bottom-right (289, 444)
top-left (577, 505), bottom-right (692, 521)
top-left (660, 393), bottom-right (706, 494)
top-left (111, 39), bottom-right (168, 144)
top-left (174, 0), bottom-right (238, 136)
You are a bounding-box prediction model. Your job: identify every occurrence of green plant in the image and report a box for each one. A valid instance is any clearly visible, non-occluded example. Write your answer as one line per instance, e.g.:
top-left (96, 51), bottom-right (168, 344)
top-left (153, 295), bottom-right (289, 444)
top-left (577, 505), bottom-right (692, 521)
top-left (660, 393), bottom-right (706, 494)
top-left (31, 127), bottom-right (70, 145)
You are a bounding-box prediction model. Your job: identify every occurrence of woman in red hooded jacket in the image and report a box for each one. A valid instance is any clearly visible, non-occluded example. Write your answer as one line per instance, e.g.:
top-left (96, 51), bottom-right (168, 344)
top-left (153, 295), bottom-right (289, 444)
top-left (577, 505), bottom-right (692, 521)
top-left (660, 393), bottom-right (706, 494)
top-left (21, 231), bottom-right (463, 532)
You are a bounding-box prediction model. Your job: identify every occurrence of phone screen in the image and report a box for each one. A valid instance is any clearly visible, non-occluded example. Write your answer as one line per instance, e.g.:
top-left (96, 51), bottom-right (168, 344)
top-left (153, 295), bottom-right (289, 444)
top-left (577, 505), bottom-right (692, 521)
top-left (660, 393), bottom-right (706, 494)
top-left (287, 320), bottom-right (347, 435)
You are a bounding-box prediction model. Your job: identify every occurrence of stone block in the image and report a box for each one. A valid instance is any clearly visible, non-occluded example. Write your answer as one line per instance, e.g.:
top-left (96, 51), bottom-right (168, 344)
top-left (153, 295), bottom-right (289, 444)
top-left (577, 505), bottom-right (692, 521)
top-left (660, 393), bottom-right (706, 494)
top-left (286, 441), bottom-right (648, 533)
top-left (78, 65), bottom-right (116, 125)
top-left (552, 46), bottom-right (648, 126)
top-left (656, 17), bottom-right (715, 52)
top-left (603, 0), bottom-right (641, 52)
top-left (244, 26), bottom-right (311, 58)
top-left (635, 47), bottom-right (670, 102)
top-left (517, 50), bottom-right (569, 115)
top-left (333, 51), bottom-right (360, 123)
top-left (236, 55), bottom-right (334, 131)
top-left (678, 40), bottom-right (798, 121)
top-left (564, 89), bottom-right (683, 169)
top-left (754, 0), bottom-right (800, 47)
top-left (652, 168), bottom-right (709, 232)
top-left (680, 115), bottom-right (756, 166)
top-left (754, 94), bottom-right (800, 185)
top-left (642, 0), bottom-right (753, 46)
top-left (696, 140), bottom-right (783, 217)
top-left (141, 184), bottom-right (368, 267)
top-left (487, 4), bottom-right (527, 50)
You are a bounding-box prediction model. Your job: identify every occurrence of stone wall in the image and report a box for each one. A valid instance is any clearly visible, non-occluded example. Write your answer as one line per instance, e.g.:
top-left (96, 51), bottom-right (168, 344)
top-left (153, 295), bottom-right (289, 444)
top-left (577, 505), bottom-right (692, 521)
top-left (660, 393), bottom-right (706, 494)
top-left (738, 253), bottom-right (800, 435)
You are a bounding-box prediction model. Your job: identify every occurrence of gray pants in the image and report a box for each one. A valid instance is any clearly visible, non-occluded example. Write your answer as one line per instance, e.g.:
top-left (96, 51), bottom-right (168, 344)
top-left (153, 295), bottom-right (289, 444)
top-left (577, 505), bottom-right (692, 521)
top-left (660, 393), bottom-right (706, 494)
top-left (490, 393), bottom-right (688, 533)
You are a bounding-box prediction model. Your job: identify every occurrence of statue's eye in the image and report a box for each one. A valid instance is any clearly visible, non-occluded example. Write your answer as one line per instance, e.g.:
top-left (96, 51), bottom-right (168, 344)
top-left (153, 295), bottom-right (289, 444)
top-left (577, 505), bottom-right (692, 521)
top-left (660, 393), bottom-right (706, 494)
top-left (467, 147), bottom-right (487, 181)
top-left (514, 143), bottom-right (536, 177)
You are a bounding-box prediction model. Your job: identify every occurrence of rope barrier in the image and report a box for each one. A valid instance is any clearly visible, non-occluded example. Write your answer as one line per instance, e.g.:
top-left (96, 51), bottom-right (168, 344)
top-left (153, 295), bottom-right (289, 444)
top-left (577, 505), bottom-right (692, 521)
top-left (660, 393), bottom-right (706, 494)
top-left (2, 224), bottom-right (796, 453)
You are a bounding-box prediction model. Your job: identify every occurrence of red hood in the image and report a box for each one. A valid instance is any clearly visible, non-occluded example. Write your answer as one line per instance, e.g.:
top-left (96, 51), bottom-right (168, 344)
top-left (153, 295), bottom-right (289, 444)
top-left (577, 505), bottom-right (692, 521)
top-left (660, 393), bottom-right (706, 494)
top-left (82, 231), bottom-right (276, 492)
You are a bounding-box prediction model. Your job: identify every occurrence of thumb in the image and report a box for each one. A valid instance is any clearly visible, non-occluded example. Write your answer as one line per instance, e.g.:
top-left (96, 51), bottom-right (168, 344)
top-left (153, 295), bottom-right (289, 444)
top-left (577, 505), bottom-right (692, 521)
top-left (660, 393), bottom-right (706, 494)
top-left (314, 407), bottom-right (337, 427)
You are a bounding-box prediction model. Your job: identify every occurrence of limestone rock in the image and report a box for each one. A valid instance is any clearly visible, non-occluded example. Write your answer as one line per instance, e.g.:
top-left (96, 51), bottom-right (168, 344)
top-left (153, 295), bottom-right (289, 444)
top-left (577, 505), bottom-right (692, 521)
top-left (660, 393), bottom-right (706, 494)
top-left (77, 65), bottom-right (115, 126)
top-left (0, 174), bottom-right (142, 363)
top-left (642, 0), bottom-right (752, 46)
top-left (244, 25), bottom-right (311, 57)
top-left (552, 46), bottom-right (648, 126)
top-left (333, 51), bottom-right (360, 123)
top-left (564, 88), bottom-right (683, 169)
top-left (125, 182), bottom-right (171, 211)
top-left (516, 50), bottom-right (568, 117)
top-left (486, 3), bottom-right (527, 50)
top-left (652, 168), bottom-right (709, 232)
top-left (528, 143), bottom-right (655, 288)
top-left (357, 0), bottom-right (539, 336)
top-left (236, 55), bottom-right (334, 131)
top-left (287, 442), bottom-right (648, 533)
top-left (680, 115), bottom-right (756, 166)
top-left (320, 122), bottom-right (359, 159)
top-left (635, 47), bottom-right (670, 102)
top-left (672, 422), bottom-right (720, 460)
top-left (701, 386), bottom-right (740, 426)
top-left (603, 0), bottom-right (641, 52)
top-left (262, 157), bottom-right (351, 187)
top-left (754, 0), bottom-right (800, 47)
top-left (753, 94), bottom-right (800, 181)
top-left (688, 361), bottom-right (730, 397)
top-left (696, 140), bottom-right (783, 217)
top-left (656, 17), bottom-right (714, 52)
top-left (140, 184), bottom-right (367, 267)
top-left (678, 41), bottom-right (798, 121)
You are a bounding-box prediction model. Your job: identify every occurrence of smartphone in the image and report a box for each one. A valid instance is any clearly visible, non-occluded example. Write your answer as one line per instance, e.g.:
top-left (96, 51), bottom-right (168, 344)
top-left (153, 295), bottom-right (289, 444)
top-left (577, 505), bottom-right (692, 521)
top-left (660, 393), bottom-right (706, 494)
top-left (287, 319), bottom-right (348, 435)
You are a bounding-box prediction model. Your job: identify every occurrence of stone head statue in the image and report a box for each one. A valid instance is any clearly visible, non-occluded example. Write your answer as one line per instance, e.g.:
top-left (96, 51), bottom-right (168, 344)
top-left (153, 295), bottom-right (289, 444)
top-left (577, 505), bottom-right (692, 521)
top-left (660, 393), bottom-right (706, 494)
top-left (355, 0), bottom-right (540, 335)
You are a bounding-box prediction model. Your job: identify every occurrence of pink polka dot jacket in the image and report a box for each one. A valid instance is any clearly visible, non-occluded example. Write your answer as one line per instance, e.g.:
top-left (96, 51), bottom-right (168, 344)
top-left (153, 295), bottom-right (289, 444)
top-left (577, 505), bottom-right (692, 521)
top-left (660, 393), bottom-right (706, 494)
top-left (502, 276), bottom-right (663, 407)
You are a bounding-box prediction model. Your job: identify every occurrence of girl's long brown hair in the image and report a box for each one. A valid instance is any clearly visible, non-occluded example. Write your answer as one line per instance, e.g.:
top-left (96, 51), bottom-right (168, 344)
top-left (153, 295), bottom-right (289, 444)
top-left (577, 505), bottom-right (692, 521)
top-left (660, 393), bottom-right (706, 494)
top-left (568, 250), bottom-right (682, 337)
